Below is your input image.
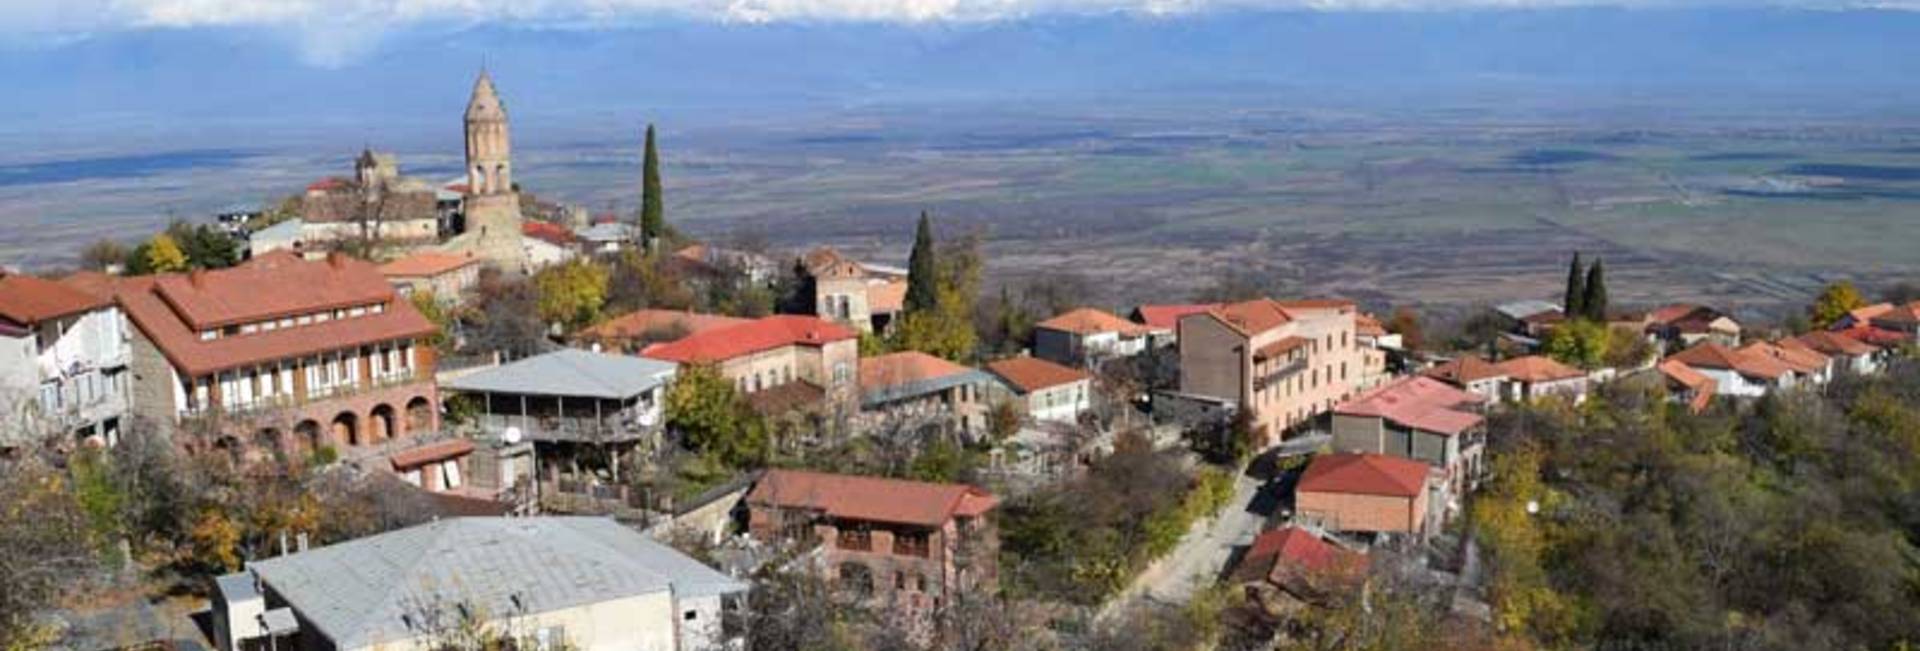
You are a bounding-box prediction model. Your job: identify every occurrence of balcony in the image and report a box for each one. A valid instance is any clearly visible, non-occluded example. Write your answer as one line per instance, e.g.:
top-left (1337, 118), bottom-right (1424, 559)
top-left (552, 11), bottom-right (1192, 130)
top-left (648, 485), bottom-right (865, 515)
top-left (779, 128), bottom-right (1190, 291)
top-left (1252, 358), bottom-right (1309, 392)
top-left (473, 412), bottom-right (658, 444)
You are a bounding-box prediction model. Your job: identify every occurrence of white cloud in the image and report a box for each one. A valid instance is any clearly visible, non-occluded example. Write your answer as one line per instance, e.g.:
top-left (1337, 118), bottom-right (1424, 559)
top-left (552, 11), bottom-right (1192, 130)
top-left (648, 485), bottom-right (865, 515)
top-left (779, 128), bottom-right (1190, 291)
top-left (0, 0), bottom-right (1908, 66)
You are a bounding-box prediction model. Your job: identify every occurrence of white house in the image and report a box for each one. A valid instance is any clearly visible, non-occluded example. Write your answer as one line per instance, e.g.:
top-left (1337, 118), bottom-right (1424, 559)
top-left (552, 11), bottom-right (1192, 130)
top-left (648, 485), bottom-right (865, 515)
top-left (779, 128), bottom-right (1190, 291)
top-left (1032, 307), bottom-right (1162, 367)
top-left (986, 356), bottom-right (1094, 424)
top-left (0, 273), bottom-right (131, 448)
top-left (1667, 343), bottom-right (1796, 397)
top-left (213, 517), bottom-right (747, 651)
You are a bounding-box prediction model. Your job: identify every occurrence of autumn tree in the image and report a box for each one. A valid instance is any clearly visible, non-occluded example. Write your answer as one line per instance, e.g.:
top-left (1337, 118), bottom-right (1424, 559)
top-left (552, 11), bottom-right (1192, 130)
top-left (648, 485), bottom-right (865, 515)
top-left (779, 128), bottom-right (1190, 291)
top-left (1808, 280), bottom-right (1867, 329)
top-left (1386, 306), bottom-right (1425, 351)
top-left (143, 233), bottom-right (189, 273)
top-left (79, 239), bottom-right (128, 272)
top-left (1542, 318), bottom-right (1611, 370)
top-left (0, 458), bottom-right (104, 651)
top-left (665, 364), bottom-right (768, 468)
top-left (533, 259), bottom-right (610, 331)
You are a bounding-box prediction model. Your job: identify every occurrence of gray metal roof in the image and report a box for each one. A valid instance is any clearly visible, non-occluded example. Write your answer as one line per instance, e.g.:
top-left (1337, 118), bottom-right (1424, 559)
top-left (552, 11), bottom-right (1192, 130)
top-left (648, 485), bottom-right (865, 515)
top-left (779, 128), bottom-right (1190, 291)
top-left (442, 348), bottom-right (676, 400)
top-left (1495, 300), bottom-right (1563, 321)
top-left (861, 369), bottom-right (997, 408)
top-left (578, 222), bottom-right (637, 243)
top-left (247, 517), bottom-right (746, 649)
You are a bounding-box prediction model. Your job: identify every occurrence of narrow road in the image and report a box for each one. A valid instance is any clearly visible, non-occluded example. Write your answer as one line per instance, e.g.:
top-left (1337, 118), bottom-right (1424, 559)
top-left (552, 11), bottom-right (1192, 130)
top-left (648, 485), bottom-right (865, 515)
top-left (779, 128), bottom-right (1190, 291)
top-left (1098, 469), bottom-right (1270, 621)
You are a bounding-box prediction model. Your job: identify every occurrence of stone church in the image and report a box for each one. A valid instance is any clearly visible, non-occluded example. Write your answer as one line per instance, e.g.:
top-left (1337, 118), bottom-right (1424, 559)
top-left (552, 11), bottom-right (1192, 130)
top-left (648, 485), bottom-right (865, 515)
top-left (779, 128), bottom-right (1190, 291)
top-left (438, 70), bottom-right (531, 272)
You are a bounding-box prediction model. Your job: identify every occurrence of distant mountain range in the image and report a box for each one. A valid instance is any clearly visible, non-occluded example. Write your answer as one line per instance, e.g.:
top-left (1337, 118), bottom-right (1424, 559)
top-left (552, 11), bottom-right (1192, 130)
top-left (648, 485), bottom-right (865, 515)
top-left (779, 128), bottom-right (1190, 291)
top-left (1, 8), bottom-right (1916, 146)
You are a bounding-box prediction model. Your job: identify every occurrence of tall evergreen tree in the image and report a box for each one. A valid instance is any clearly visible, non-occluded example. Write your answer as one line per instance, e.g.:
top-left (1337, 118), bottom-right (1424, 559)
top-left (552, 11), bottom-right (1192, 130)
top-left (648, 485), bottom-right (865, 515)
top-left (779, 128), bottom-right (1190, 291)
top-left (905, 211), bottom-right (940, 314)
top-left (1563, 252), bottom-right (1586, 319)
top-left (639, 124), bottom-right (665, 247)
top-left (1582, 257), bottom-right (1609, 321)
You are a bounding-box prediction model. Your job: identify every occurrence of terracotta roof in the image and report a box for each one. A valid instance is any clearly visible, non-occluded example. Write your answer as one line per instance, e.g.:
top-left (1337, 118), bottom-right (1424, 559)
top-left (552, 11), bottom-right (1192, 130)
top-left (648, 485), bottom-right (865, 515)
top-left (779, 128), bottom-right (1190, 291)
top-left (1874, 301), bottom-right (1920, 326)
top-left (802, 247), bottom-right (866, 280)
top-left (104, 257), bottom-right (437, 377)
top-left (0, 273), bottom-right (110, 326)
top-left (150, 252), bottom-right (395, 329)
top-left (1038, 307), bottom-right (1157, 337)
top-left (1494, 356), bottom-right (1585, 383)
top-left (1847, 303), bottom-right (1894, 325)
top-left (641, 315), bottom-right (855, 364)
top-left (1233, 526), bottom-right (1364, 586)
top-left (1132, 303), bottom-right (1218, 330)
top-left (1422, 356), bottom-right (1508, 385)
top-left (747, 469), bottom-right (998, 527)
top-left (1647, 303), bottom-right (1706, 325)
top-left (1335, 376), bottom-right (1484, 437)
top-left (1298, 452), bottom-right (1431, 499)
top-left (377, 252), bottom-right (477, 278)
top-left (867, 280), bottom-right (907, 314)
top-left (1656, 359), bottom-right (1716, 413)
top-left (1837, 324), bottom-right (1911, 347)
top-left (746, 380), bottom-right (827, 416)
top-left (1668, 342), bottom-right (1793, 381)
top-left (388, 438), bottom-right (475, 469)
top-left (1739, 341), bottom-right (1828, 375)
top-left (577, 309), bottom-right (749, 346)
top-left (306, 177), bottom-right (350, 193)
top-left (1271, 298), bottom-right (1356, 312)
top-left (860, 351), bottom-right (976, 393)
top-left (986, 356), bottom-right (1090, 394)
top-left (1253, 336), bottom-right (1310, 362)
top-left (1354, 313), bottom-right (1387, 338)
top-left (1789, 330), bottom-right (1878, 357)
top-left (1201, 299), bottom-right (1294, 336)
top-left (1521, 311), bottom-right (1567, 326)
top-left (522, 221), bottom-right (576, 246)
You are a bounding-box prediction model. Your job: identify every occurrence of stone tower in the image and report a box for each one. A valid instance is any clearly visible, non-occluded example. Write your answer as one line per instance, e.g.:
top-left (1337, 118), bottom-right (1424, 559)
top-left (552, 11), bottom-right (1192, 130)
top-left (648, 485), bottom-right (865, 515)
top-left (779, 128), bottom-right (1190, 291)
top-left (442, 69), bottom-right (529, 272)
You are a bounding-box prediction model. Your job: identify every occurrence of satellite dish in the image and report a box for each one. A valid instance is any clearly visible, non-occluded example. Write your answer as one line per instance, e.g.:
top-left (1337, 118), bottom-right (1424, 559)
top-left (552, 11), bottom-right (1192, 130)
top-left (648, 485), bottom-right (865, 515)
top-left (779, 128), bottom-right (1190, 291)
top-left (502, 426), bottom-right (523, 445)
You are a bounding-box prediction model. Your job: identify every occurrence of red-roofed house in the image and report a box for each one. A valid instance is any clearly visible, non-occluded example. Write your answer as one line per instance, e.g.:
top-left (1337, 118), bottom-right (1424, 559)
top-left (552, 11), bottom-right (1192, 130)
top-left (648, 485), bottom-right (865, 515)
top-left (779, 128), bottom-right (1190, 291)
top-left (747, 469), bottom-right (999, 609)
top-left (1332, 376), bottom-right (1486, 497)
top-left (520, 221), bottom-right (579, 270)
top-left (1033, 307), bottom-right (1164, 367)
top-left (801, 247), bottom-right (908, 335)
top-left (102, 252), bottom-right (442, 453)
top-left (1493, 355), bottom-right (1589, 403)
top-left (985, 356), bottom-right (1093, 423)
top-left (1296, 452), bottom-right (1440, 537)
top-left (1421, 356), bottom-right (1513, 403)
top-left (1740, 340), bottom-right (1833, 385)
top-left (1131, 303), bottom-right (1217, 346)
top-left (1645, 304), bottom-right (1741, 348)
top-left (377, 251), bottom-right (480, 302)
top-left (1867, 301), bottom-right (1920, 337)
top-left (1177, 298), bottom-right (1366, 446)
top-left (642, 315), bottom-right (859, 417)
top-left (1, 273), bottom-right (129, 447)
top-left (1231, 526), bottom-right (1366, 615)
top-left (1667, 342), bottom-right (1798, 397)
top-left (1655, 359), bottom-right (1717, 414)
top-left (1787, 330), bottom-right (1884, 375)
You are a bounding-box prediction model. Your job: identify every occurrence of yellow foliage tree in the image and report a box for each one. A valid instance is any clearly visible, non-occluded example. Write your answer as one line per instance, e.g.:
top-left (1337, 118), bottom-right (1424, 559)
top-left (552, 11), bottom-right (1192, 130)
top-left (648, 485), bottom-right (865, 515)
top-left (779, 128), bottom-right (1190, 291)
top-left (1808, 280), bottom-right (1866, 330)
top-left (145, 233), bottom-right (189, 273)
top-left (534, 259), bottom-right (610, 331)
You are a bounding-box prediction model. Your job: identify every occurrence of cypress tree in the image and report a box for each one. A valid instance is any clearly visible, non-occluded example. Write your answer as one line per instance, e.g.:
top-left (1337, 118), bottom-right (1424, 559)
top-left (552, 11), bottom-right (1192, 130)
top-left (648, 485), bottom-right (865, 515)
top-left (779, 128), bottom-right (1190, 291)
top-left (1563, 252), bottom-right (1586, 320)
top-left (640, 124), bottom-right (664, 247)
top-left (905, 212), bottom-right (939, 314)
top-left (1583, 257), bottom-right (1609, 321)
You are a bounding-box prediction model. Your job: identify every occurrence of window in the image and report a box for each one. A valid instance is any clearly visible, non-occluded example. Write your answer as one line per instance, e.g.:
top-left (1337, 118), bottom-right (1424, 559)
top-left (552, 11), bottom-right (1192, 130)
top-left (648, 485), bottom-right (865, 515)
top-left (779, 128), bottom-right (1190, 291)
top-left (39, 383), bottom-right (60, 412)
top-left (838, 527), bottom-right (872, 551)
top-left (241, 323), bottom-right (258, 334)
top-left (198, 330), bottom-right (217, 341)
top-left (684, 610), bottom-right (698, 622)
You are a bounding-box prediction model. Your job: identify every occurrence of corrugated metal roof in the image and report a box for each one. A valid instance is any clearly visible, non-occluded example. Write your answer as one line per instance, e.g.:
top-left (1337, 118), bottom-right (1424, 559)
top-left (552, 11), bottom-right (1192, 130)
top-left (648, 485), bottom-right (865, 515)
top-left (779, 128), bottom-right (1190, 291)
top-left (443, 348), bottom-right (675, 399)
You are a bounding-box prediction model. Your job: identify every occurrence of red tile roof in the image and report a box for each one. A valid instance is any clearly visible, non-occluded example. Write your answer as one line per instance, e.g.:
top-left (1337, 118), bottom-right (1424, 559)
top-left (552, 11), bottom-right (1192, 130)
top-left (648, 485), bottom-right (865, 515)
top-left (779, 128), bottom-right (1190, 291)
top-left (577, 309), bottom-right (749, 345)
top-left (1657, 359), bottom-right (1716, 414)
top-left (985, 356), bottom-right (1090, 393)
top-left (641, 315), bottom-right (855, 364)
top-left (748, 469), bottom-right (998, 527)
top-left (1836, 324), bottom-right (1911, 347)
top-left (377, 252), bottom-right (478, 278)
top-left (1494, 356), bottom-right (1586, 383)
top-left (1647, 303), bottom-right (1706, 325)
top-left (860, 351), bottom-right (975, 393)
top-left (307, 177), bottom-right (350, 193)
top-left (0, 273), bottom-right (111, 326)
top-left (1298, 452), bottom-right (1431, 499)
top-left (1038, 307), bottom-right (1157, 336)
top-left (388, 438), bottom-right (475, 469)
top-left (1875, 301), bottom-right (1920, 326)
top-left (1335, 376), bottom-right (1484, 437)
top-left (1668, 342), bottom-right (1793, 381)
top-left (1739, 341), bottom-right (1829, 375)
top-left (1354, 313), bottom-right (1387, 338)
top-left (1235, 526), bottom-right (1364, 584)
top-left (1253, 336), bottom-right (1310, 362)
top-left (151, 252), bottom-right (395, 329)
top-left (1788, 330), bottom-right (1879, 357)
top-left (1202, 299), bottom-right (1294, 336)
top-left (101, 256), bottom-right (437, 377)
top-left (1132, 303), bottom-right (1218, 330)
top-left (1422, 356), bottom-right (1508, 385)
top-left (867, 280), bottom-right (907, 314)
top-left (521, 221), bottom-right (576, 246)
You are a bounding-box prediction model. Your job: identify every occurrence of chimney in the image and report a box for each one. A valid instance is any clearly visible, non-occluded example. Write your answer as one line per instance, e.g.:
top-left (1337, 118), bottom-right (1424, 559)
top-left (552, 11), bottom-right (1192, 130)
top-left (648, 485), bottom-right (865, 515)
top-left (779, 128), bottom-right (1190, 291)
top-left (189, 269), bottom-right (207, 288)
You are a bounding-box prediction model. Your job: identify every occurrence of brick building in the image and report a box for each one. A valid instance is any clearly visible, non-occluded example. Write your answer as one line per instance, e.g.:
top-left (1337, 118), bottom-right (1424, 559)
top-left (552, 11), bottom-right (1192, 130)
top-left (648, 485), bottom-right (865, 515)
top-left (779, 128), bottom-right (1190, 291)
top-left (80, 251), bottom-right (441, 455)
top-left (746, 470), bottom-right (998, 610)
top-left (1294, 452), bottom-right (1441, 538)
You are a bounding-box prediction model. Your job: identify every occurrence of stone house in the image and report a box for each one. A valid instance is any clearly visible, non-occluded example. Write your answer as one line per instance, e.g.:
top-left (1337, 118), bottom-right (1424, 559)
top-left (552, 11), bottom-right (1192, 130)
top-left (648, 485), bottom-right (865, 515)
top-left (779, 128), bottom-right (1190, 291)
top-left (377, 251), bottom-right (480, 304)
top-left (746, 469), bottom-right (999, 612)
top-left (642, 315), bottom-right (860, 421)
top-left (801, 247), bottom-right (907, 334)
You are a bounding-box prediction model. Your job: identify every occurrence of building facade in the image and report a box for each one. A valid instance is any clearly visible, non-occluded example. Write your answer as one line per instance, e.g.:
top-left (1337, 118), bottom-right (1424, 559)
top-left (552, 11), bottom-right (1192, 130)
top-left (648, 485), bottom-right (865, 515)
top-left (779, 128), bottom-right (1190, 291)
top-left (0, 273), bottom-right (131, 449)
top-left (1331, 376), bottom-right (1486, 499)
top-left (984, 356), bottom-right (1094, 424)
top-left (1177, 299), bottom-right (1365, 446)
top-left (641, 315), bottom-right (861, 419)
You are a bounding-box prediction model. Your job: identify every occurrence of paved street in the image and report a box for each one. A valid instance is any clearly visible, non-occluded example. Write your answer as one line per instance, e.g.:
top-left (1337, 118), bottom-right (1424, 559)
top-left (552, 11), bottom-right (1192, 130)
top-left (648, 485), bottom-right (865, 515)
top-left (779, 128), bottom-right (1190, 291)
top-left (1099, 468), bottom-right (1274, 621)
